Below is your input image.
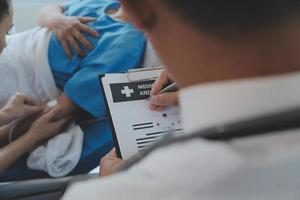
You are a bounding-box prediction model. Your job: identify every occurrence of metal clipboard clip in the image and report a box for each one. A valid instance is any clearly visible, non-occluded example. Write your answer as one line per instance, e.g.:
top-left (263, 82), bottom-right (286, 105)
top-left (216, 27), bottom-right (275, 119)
top-left (125, 66), bottom-right (165, 82)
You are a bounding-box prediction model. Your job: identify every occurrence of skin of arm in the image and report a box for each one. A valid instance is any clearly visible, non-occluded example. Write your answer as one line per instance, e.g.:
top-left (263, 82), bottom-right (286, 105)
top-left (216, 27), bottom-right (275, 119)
top-left (0, 107), bottom-right (70, 174)
top-left (0, 93), bottom-right (75, 148)
top-left (54, 93), bottom-right (78, 120)
top-left (37, 4), bottom-right (65, 29)
top-left (0, 131), bottom-right (38, 173)
top-left (0, 124), bottom-right (13, 147)
top-left (99, 149), bottom-right (125, 177)
top-left (0, 93), bottom-right (43, 126)
top-left (0, 112), bottom-right (13, 127)
top-left (0, 94), bottom-right (43, 146)
top-left (0, 94), bottom-right (73, 173)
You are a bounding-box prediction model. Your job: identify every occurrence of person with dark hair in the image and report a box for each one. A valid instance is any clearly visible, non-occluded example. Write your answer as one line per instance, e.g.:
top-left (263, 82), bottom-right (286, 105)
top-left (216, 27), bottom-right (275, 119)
top-left (0, 0), bottom-right (162, 179)
top-left (0, 0), bottom-right (70, 175)
top-left (0, 0), bottom-right (9, 19)
top-left (62, 0), bottom-right (300, 199)
top-left (0, 94), bottom-right (69, 174)
top-left (0, 0), bottom-right (12, 54)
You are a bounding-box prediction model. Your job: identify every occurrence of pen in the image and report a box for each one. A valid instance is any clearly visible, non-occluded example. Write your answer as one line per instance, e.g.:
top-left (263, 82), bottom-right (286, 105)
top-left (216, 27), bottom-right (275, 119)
top-left (147, 82), bottom-right (177, 101)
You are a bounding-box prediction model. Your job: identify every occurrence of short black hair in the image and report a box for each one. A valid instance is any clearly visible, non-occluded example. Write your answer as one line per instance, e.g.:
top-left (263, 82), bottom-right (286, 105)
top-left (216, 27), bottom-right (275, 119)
top-left (0, 0), bottom-right (10, 22)
top-left (162, 0), bottom-right (300, 35)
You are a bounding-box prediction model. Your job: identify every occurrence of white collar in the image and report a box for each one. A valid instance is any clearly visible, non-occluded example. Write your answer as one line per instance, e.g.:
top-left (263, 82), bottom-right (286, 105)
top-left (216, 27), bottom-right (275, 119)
top-left (179, 71), bottom-right (300, 133)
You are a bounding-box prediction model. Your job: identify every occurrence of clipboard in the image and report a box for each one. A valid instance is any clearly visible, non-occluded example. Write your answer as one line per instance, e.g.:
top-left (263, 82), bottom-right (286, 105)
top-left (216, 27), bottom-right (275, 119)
top-left (125, 66), bottom-right (164, 82)
top-left (99, 67), bottom-right (182, 159)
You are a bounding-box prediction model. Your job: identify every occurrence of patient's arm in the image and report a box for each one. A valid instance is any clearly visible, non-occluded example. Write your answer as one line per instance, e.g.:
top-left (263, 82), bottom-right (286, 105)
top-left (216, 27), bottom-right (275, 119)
top-left (38, 4), bottom-right (99, 58)
top-left (51, 93), bottom-right (78, 121)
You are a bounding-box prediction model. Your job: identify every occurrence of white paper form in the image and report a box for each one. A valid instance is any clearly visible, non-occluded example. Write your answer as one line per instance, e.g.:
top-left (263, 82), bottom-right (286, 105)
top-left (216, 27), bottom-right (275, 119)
top-left (102, 70), bottom-right (183, 159)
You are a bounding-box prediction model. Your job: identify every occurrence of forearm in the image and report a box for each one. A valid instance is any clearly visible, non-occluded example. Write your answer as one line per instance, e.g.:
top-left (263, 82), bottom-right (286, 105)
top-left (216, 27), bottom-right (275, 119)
top-left (0, 111), bottom-right (12, 126)
top-left (0, 125), bottom-right (12, 147)
top-left (0, 133), bottom-right (38, 174)
top-left (55, 93), bottom-right (77, 119)
top-left (37, 4), bottom-right (65, 29)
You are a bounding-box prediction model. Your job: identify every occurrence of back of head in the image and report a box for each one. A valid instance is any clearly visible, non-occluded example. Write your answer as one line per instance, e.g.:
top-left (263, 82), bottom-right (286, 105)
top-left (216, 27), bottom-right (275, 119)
top-left (0, 0), bottom-right (9, 23)
top-left (123, 0), bottom-right (300, 86)
top-left (162, 0), bottom-right (300, 36)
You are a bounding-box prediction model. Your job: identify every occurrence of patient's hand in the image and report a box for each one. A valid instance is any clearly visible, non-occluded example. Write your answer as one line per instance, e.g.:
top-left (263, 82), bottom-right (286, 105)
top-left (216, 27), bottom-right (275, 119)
top-left (100, 149), bottom-right (125, 177)
top-left (50, 15), bottom-right (100, 58)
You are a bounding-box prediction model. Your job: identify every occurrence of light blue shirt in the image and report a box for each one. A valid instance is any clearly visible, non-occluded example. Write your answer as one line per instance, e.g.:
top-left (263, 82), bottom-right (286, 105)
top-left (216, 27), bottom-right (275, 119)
top-left (48, 0), bottom-right (146, 117)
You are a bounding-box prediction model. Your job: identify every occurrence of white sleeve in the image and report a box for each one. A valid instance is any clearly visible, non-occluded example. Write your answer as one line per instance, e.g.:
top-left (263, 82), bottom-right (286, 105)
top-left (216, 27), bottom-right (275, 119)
top-left (62, 139), bottom-right (245, 200)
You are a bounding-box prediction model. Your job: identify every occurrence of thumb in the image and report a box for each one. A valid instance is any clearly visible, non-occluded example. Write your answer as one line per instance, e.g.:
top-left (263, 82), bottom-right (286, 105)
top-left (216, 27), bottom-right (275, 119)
top-left (106, 148), bottom-right (118, 158)
top-left (79, 17), bottom-right (97, 24)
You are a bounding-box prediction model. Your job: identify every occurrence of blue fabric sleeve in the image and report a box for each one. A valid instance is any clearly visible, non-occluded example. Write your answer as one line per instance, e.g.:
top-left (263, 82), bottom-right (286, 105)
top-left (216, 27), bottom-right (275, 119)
top-left (64, 0), bottom-right (116, 11)
top-left (64, 0), bottom-right (80, 10)
top-left (64, 37), bottom-right (145, 118)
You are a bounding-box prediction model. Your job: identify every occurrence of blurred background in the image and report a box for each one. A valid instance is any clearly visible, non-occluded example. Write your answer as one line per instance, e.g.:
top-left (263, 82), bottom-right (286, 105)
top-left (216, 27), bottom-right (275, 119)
top-left (13, 0), bottom-right (65, 32)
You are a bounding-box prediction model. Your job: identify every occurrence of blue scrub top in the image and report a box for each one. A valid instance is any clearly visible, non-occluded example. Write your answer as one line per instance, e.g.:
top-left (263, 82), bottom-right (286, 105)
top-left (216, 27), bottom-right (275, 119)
top-left (48, 0), bottom-right (146, 117)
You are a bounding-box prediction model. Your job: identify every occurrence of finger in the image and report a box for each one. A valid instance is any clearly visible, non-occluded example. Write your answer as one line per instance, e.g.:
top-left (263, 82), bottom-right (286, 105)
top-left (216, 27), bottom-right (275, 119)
top-left (25, 105), bottom-right (44, 114)
top-left (106, 148), bottom-right (118, 158)
top-left (42, 106), bottom-right (52, 115)
top-left (78, 16), bottom-right (97, 24)
top-left (52, 116), bottom-right (71, 130)
top-left (20, 95), bottom-right (41, 107)
top-left (100, 149), bottom-right (124, 177)
top-left (14, 92), bottom-right (24, 100)
top-left (43, 106), bottom-right (63, 122)
top-left (150, 92), bottom-right (179, 107)
top-left (60, 37), bottom-right (73, 58)
top-left (67, 36), bottom-right (85, 57)
top-left (78, 23), bottom-right (99, 38)
top-left (155, 106), bottom-right (167, 112)
top-left (73, 31), bottom-right (93, 50)
top-left (25, 99), bottom-right (42, 107)
top-left (149, 103), bottom-right (158, 111)
top-left (149, 103), bottom-right (167, 111)
top-left (150, 70), bottom-right (170, 96)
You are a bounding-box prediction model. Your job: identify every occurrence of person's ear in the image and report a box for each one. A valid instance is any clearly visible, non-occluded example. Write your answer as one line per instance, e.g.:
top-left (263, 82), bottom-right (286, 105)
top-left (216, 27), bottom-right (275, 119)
top-left (120, 0), bottom-right (157, 30)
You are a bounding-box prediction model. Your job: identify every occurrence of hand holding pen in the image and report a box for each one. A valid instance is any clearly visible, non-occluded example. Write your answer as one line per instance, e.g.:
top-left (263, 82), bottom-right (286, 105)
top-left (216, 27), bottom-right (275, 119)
top-left (148, 70), bottom-right (179, 111)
